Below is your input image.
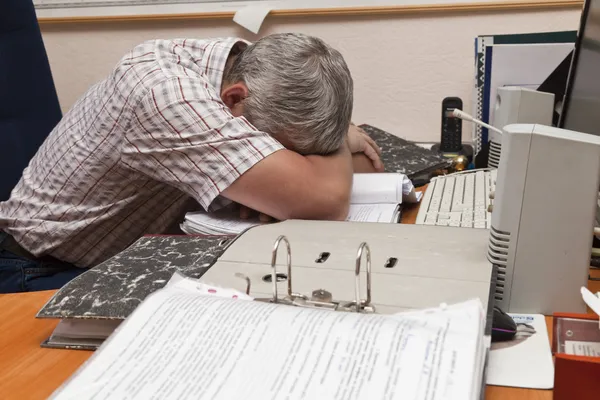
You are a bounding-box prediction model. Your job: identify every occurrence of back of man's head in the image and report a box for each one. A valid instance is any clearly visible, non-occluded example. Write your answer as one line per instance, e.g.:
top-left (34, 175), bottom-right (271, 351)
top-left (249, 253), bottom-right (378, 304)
top-left (225, 33), bottom-right (353, 155)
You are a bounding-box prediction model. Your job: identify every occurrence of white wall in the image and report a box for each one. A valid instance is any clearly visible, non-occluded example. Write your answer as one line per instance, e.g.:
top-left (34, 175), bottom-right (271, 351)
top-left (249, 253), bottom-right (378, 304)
top-left (40, 8), bottom-right (581, 142)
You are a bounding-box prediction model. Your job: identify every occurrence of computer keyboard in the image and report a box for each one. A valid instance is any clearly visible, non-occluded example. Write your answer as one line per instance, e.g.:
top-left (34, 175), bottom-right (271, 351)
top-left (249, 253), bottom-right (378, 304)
top-left (415, 169), bottom-right (497, 229)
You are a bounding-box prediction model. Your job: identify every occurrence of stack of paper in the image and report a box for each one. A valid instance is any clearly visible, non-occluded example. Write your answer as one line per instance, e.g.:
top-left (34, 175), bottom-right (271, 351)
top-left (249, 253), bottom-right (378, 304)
top-left (181, 208), bottom-right (263, 235)
top-left (50, 273), bottom-right (489, 400)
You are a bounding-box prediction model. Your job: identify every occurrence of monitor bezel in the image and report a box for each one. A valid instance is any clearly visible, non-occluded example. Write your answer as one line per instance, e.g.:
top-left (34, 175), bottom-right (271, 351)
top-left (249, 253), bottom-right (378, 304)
top-left (558, 0), bottom-right (593, 129)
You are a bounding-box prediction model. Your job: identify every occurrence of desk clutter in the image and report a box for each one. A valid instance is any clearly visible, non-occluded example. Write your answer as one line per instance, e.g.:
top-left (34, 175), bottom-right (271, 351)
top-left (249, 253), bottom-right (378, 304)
top-left (42, 220), bottom-right (494, 400)
top-left (17, 0), bottom-right (600, 394)
top-left (36, 119), bottom-right (600, 396)
top-left (38, 220), bottom-right (495, 351)
top-left (177, 125), bottom-right (450, 236)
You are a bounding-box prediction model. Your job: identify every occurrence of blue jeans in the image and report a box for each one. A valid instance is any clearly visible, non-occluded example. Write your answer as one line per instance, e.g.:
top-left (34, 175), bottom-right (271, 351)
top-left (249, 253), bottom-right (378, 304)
top-left (0, 233), bottom-right (86, 293)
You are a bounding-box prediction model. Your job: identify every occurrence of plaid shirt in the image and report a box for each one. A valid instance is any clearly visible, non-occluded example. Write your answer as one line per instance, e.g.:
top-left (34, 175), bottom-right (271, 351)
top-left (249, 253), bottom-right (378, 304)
top-left (0, 38), bottom-right (283, 268)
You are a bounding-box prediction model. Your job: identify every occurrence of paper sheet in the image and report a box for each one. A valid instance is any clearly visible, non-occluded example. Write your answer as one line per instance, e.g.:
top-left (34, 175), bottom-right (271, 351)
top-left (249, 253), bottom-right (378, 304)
top-left (487, 43), bottom-right (573, 126)
top-left (52, 290), bottom-right (484, 400)
top-left (581, 286), bottom-right (600, 316)
top-left (50, 319), bottom-right (122, 340)
top-left (565, 340), bottom-right (600, 356)
top-left (182, 210), bottom-right (262, 235)
top-left (183, 203), bottom-right (400, 235)
top-left (346, 203), bottom-right (399, 223)
top-left (232, 4), bottom-right (272, 34)
top-left (393, 299), bottom-right (487, 399)
top-left (351, 173), bottom-right (406, 204)
top-left (166, 271), bottom-right (254, 301)
top-left (351, 173), bottom-right (419, 205)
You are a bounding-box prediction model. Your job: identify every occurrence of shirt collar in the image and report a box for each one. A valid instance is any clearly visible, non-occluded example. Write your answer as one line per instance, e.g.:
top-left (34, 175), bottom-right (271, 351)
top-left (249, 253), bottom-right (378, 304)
top-left (202, 38), bottom-right (250, 95)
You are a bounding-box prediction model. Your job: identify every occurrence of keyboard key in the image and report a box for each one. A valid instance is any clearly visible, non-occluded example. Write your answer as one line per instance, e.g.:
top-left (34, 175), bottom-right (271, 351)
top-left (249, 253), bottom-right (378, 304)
top-left (474, 210), bottom-right (486, 220)
top-left (429, 178), bottom-right (445, 213)
top-left (452, 175), bottom-right (465, 212)
top-left (461, 220), bottom-right (473, 228)
top-left (415, 179), bottom-right (436, 224)
top-left (440, 178), bottom-right (454, 212)
top-left (463, 174), bottom-right (474, 212)
top-left (424, 213), bottom-right (438, 225)
top-left (475, 171), bottom-right (486, 207)
top-left (437, 212), bottom-right (451, 220)
top-left (449, 212), bottom-right (462, 227)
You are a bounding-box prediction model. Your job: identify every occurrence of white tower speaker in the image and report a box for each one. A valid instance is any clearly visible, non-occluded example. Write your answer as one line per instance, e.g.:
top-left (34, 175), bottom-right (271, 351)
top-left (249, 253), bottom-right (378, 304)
top-left (488, 124), bottom-right (600, 314)
top-left (489, 87), bottom-right (555, 168)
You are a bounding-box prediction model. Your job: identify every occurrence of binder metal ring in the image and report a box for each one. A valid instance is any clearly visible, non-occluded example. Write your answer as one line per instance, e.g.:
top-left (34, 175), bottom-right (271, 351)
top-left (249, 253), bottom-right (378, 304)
top-left (271, 235), bottom-right (292, 303)
top-left (353, 242), bottom-right (372, 312)
top-left (251, 236), bottom-right (374, 313)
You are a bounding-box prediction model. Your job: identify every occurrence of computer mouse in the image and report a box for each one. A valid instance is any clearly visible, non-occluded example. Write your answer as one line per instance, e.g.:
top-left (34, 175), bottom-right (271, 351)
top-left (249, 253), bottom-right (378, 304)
top-left (491, 306), bottom-right (517, 342)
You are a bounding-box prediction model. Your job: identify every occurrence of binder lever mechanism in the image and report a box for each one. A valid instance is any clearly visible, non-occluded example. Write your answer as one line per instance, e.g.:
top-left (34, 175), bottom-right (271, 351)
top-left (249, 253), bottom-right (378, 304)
top-left (237, 235), bottom-right (375, 314)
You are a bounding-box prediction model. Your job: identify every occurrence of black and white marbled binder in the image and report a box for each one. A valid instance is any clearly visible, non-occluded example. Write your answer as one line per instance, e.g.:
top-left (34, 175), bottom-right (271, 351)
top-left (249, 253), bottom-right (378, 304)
top-left (36, 235), bottom-right (232, 321)
top-left (359, 124), bottom-right (450, 178)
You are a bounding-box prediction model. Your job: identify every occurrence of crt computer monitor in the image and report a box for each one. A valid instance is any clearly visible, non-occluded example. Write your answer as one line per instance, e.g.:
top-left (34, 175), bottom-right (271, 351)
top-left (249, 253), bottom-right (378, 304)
top-left (559, 0), bottom-right (600, 134)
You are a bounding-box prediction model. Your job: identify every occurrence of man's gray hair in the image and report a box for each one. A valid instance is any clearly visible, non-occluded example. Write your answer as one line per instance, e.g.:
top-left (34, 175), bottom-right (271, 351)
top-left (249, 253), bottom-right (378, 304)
top-left (225, 33), bottom-right (353, 155)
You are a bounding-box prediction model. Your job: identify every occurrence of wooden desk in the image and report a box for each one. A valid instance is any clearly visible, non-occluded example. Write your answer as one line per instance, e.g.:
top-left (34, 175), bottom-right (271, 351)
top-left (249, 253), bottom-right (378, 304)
top-left (1, 199), bottom-right (598, 399)
top-left (0, 290), bottom-right (89, 399)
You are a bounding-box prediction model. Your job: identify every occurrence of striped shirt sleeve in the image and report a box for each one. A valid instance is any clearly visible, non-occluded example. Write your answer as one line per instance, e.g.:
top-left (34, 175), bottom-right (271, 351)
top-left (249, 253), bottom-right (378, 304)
top-left (122, 75), bottom-right (284, 210)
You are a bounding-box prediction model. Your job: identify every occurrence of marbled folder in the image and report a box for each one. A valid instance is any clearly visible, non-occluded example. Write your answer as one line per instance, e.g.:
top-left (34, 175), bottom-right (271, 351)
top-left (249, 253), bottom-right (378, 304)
top-left (37, 235), bottom-right (232, 321)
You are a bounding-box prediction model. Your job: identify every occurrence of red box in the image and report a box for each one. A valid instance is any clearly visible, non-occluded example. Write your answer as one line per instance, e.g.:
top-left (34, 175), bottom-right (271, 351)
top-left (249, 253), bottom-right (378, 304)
top-left (552, 312), bottom-right (600, 400)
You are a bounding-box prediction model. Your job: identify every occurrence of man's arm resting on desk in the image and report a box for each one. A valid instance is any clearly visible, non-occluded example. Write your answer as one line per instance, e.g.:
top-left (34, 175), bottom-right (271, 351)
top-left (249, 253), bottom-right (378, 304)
top-left (233, 151), bottom-right (383, 222)
top-left (222, 143), bottom-right (353, 221)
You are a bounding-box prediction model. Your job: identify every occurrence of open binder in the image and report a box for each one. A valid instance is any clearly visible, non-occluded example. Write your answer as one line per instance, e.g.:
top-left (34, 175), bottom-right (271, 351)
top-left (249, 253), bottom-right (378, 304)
top-left (200, 220), bottom-right (497, 318)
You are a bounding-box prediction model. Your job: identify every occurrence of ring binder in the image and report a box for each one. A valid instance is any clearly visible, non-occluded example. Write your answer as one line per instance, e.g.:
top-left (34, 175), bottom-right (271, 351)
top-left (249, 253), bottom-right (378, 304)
top-left (236, 235), bottom-right (376, 313)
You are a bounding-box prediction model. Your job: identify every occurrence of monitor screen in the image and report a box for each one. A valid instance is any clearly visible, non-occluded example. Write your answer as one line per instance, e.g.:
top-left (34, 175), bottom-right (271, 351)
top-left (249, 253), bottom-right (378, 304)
top-left (560, 0), bottom-right (600, 134)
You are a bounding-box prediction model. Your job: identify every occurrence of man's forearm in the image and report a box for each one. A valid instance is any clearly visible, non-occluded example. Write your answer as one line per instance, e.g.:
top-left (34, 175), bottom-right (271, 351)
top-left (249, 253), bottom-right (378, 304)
top-left (306, 140), bottom-right (353, 177)
top-left (221, 142), bottom-right (353, 222)
top-left (305, 140), bottom-right (353, 220)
